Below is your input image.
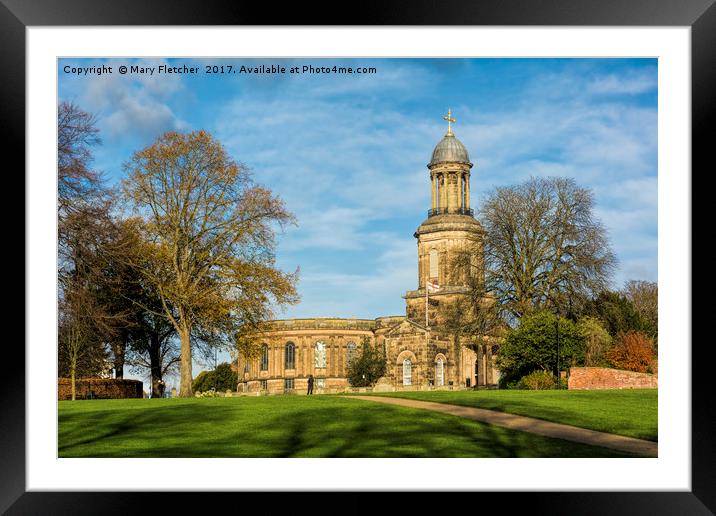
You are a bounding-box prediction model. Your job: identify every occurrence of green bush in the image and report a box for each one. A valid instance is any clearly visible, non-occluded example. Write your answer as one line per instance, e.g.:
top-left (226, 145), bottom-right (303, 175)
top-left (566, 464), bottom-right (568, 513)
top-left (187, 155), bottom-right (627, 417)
top-left (496, 310), bottom-right (585, 386)
top-left (517, 370), bottom-right (557, 390)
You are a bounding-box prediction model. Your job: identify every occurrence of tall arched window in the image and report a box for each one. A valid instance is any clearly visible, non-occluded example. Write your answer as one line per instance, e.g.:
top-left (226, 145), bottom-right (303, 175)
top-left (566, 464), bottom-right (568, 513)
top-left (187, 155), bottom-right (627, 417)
top-left (403, 359), bottom-right (412, 386)
top-left (436, 357), bottom-right (444, 386)
top-left (285, 342), bottom-right (296, 369)
top-left (429, 249), bottom-right (439, 279)
top-left (314, 341), bottom-right (327, 368)
top-left (346, 342), bottom-right (357, 366)
top-left (260, 343), bottom-right (269, 371)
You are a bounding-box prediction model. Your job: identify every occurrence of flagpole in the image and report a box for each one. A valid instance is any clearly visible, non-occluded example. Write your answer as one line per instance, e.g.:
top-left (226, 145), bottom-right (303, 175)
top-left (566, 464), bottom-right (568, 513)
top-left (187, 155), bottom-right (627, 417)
top-left (425, 274), bottom-right (429, 328)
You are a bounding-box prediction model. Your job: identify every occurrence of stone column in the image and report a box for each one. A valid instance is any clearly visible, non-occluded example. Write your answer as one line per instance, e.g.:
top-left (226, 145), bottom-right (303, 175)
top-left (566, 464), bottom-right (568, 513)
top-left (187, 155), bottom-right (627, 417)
top-left (431, 174), bottom-right (436, 210)
top-left (458, 172), bottom-right (464, 211)
top-left (440, 174), bottom-right (447, 211)
top-left (465, 173), bottom-right (470, 210)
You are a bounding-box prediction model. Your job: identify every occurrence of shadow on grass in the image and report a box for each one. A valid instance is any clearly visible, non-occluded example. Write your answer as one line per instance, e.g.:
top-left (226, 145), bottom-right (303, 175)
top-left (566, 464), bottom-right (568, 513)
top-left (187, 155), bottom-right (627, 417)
top-left (58, 397), bottom-right (637, 458)
top-left (370, 390), bottom-right (658, 442)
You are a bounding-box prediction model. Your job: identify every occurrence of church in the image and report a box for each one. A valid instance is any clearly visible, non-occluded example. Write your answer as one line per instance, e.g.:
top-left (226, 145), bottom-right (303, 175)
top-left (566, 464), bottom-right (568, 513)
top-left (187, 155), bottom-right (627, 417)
top-left (237, 111), bottom-right (501, 394)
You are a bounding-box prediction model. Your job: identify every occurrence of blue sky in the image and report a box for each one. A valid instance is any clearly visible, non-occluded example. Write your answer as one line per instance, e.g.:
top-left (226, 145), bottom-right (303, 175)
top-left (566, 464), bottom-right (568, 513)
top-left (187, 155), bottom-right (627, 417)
top-left (59, 58), bottom-right (658, 386)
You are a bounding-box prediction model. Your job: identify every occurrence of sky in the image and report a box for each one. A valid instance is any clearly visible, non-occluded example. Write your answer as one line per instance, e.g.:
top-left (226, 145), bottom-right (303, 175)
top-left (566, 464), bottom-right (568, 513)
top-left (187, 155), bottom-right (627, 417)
top-left (58, 58), bottom-right (658, 388)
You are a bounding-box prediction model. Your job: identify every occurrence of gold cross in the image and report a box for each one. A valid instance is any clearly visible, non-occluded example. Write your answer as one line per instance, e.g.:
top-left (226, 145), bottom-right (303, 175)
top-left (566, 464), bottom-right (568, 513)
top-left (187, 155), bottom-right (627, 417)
top-left (443, 108), bottom-right (456, 135)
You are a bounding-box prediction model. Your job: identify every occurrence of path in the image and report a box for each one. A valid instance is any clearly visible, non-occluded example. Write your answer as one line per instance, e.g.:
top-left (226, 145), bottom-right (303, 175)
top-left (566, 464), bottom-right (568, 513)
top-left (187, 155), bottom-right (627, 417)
top-left (344, 395), bottom-right (658, 457)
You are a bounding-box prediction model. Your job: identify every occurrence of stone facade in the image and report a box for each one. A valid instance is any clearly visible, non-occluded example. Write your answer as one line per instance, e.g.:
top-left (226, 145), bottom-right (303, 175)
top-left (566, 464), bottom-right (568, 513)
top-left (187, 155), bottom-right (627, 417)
top-left (568, 367), bottom-right (658, 390)
top-left (237, 116), bottom-right (500, 395)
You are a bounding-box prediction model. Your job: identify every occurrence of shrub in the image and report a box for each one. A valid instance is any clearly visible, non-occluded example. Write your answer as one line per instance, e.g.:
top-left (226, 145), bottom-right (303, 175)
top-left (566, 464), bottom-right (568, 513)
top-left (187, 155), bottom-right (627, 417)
top-left (606, 331), bottom-right (656, 373)
top-left (195, 388), bottom-right (220, 398)
top-left (517, 370), bottom-right (557, 390)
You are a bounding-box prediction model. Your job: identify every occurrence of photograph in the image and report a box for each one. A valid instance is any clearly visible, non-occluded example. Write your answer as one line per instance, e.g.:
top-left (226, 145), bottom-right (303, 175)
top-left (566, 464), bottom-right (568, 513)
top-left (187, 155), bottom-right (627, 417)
top-left (56, 57), bottom-right (659, 459)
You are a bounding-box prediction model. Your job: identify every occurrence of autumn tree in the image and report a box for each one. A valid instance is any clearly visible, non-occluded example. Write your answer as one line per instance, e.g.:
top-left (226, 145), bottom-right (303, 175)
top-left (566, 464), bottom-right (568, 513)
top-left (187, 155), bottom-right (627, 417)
top-left (606, 330), bottom-right (657, 373)
top-left (479, 177), bottom-right (616, 321)
top-left (122, 130), bottom-right (299, 397)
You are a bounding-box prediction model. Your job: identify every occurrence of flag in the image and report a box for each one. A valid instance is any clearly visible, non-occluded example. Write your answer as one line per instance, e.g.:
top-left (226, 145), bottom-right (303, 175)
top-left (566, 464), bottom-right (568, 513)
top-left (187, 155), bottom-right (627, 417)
top-left (427, 280), bottom-right (440, 293)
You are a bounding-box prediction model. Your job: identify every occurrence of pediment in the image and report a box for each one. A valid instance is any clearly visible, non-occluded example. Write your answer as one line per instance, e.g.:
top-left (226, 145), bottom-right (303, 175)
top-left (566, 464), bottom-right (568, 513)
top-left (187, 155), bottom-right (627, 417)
top-left (384, 318), bottom-right (429, 337)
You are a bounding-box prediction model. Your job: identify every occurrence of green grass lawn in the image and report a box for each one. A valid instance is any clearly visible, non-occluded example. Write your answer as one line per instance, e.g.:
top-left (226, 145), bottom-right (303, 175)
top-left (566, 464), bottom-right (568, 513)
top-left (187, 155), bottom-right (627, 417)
top-left (360, 389), bottom-right (657, 441)
top-left (58, 396), bottom-right (642, 458)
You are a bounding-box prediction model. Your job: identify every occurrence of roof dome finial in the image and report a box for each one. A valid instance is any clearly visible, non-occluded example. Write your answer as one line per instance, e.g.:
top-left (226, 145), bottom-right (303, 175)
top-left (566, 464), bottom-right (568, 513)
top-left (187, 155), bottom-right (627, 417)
top-left (442, 108), bottom-right (456, 136)
top-left (429, 109), bottom-right (471, 167)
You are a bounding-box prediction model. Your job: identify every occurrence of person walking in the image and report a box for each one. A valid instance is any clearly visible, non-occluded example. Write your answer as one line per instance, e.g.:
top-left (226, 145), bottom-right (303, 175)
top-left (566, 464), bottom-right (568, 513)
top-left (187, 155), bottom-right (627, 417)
top-left (307, 374), bottom-right (314, 395)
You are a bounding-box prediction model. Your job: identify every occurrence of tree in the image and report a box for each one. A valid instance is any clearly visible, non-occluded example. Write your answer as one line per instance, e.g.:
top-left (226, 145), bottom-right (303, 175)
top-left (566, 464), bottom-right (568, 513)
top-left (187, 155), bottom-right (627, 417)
top-left (58, 287), bottom-right (111, 400)
top-left (606, 331), bottom-right (657, 373)
top-left (346, 337), bottom-right (387, 387)
top-left (577, 316), bottom-right (613, 366)
top-left (622, 280), bottom-right (658, 344)
top-left (495, 310), bottom-right (585, 387)
top-left (58, 101), bottom-right (104, 243)
top-left (480, 177), bottom-right (616, 321)
top-left (122, 130), bottom-right (299, 397)
top-left (57, 102), bottom-right (123, 387)
top-left (439, 272), bottom-right (505, 387)
top-left (192, 362), bottom-right (238, 393)
top-left (584, 290), bottom-right (645, 337)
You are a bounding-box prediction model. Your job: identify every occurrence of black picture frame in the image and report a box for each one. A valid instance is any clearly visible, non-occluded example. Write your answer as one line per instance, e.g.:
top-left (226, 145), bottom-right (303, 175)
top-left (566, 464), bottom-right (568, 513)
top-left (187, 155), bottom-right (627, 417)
top-left (4, 0), bottom-right (711, 513)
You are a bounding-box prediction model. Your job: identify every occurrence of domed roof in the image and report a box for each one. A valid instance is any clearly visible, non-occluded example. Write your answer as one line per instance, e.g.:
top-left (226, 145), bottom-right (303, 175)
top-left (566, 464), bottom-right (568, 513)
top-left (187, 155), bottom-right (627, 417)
top-left (430, 133), bottom-right (470, 166)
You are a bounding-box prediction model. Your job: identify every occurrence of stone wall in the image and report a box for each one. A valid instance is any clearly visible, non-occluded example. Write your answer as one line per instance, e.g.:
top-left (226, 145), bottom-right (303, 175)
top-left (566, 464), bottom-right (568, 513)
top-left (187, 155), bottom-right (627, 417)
top-left (568, 367), bottom-right (657, 390)
top-left (58, 378), bottom-right (144, 400)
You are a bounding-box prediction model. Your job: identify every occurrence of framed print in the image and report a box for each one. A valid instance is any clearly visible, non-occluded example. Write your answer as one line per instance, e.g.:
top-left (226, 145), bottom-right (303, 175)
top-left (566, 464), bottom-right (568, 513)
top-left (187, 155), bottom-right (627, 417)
top-left (5, 0), bottom-right (712, 513)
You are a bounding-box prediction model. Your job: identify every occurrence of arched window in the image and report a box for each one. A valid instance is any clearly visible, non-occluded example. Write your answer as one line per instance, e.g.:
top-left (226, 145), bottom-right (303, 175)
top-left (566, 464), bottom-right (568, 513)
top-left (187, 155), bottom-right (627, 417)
top-left (436, 357), bottom-right (444, 386)
top-left (285, 342), bottom-right (296, 369)
top-left (403, 359), bottom-right (412, 386)
top-left (260, 343), bottom-right (269, 371)
top-left (429, 249), bottom-right (439, 279)
top-left (314, 341), bottom-right (327, 368)
top-left (346, 342), bottom-right (357, 366)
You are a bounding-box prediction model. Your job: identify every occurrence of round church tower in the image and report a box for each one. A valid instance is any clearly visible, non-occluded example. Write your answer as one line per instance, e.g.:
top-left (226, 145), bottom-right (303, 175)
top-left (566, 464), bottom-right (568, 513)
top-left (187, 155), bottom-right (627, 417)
top-left (404, 110), bottom-right (485, 325)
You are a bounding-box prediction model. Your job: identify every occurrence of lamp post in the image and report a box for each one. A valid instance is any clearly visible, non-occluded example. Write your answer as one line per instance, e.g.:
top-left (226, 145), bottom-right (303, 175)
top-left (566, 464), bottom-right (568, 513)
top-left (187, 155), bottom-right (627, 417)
top-left (555, 317), bottom-right (560, 389)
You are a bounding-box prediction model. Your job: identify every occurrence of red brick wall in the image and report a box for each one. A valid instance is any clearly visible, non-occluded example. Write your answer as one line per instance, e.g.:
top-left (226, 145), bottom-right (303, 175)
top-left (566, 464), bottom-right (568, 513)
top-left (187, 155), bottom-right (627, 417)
top-left (568, 367), bottom-right (657, 390)
top-left (58, 378), bottom-right (144, 400)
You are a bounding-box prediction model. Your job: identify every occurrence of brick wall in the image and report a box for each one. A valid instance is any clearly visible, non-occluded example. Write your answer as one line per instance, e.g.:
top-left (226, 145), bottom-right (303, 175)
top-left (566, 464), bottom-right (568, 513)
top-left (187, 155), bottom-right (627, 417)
top-left (568, 367), bottom-right (657, 390)
top-left (58, 378), bottom-right (144, 400)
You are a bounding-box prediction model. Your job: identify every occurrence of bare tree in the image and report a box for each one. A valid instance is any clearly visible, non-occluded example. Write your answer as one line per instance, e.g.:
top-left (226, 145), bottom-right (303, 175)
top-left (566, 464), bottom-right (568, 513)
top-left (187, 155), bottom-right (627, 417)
top-left (621, 280), bottom-right (658, 343)
top-left (440, 250), bottom-right (505, 386)
top-left (58, 101), bottom-right (108, 271)
top-left (479, 176), bottom-right (616, 320)
top-left (122, 130), bottom-right (299, 396)
top-left (58, 285), bottom-right (111, 399)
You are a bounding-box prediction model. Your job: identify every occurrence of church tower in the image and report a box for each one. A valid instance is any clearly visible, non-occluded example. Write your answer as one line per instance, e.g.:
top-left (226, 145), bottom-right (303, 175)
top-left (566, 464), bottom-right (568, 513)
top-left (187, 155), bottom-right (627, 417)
top-left (404, 110), bottom-right (485, 325)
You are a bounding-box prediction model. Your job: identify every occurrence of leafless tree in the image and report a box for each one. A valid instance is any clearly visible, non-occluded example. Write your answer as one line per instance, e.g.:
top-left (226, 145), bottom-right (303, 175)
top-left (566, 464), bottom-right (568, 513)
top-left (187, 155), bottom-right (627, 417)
top-left (479, 176), bottom-right (616, 321)
top-left (621, 279), bottom-right (658, 343)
